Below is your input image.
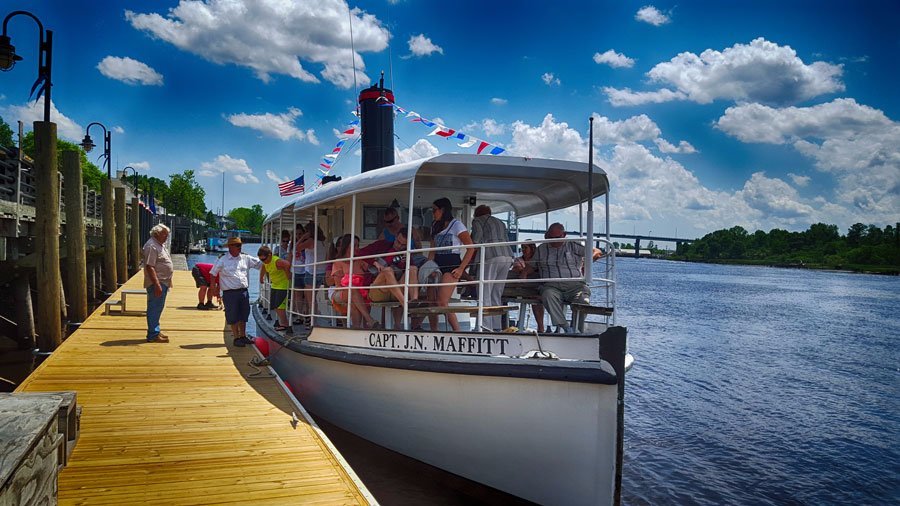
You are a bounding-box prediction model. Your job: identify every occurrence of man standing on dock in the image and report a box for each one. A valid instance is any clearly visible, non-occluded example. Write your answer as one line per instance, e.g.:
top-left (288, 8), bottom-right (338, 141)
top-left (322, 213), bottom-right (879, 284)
top-left (209, 237), bottom-right (262, 347)
top-left (143, 224), bottom-right (174, 343)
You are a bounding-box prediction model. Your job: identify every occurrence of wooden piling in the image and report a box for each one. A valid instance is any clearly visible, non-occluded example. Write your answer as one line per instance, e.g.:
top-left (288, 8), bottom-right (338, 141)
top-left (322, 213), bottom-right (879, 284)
top-left (114, 186), bottom-right (127, 284)
top-left (33, 121), bottom-right (62, 350)
top-left (131, 197), bottom-right (141, 274)
top-left (62, 151), bottom-right (88, 323)
top-left (13, 276), bottom-right (35, 349)
top-left (102, 179), bottom-right (116, 293)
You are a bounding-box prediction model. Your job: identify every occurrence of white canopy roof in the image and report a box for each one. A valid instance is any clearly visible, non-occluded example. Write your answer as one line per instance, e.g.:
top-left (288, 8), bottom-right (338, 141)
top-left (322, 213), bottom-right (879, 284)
top-left (265, 154), bottom-right (608, 224)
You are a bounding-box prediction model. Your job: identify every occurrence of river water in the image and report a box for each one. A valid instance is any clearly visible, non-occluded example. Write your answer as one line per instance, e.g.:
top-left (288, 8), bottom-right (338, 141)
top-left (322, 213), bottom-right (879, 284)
top-left (190, 250), bottom-right (899, 505)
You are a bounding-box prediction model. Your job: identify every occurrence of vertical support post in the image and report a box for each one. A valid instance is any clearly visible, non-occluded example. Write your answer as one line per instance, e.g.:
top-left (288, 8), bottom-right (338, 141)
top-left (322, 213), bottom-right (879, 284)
top-left (102, 179), bottom-right (117, 293)
top-left (347, 194), bottom-right (357, 326)
top-left (13, 276), bottom-right (35, 349)
top-left (311, 206), bottom-right (319, 325)
top-left (86, 260), bottom-right (96, 305)
top-left (115, 186), bottom-right (127, 283)
top-left (403, 181), bottom-right (415, 331)
top-left (131, 197), bottom-right (141, 274)
top-left (33, 121), bottom-right (62, 350)
top-left (62, 151), bottom-right (88, 323)
top-left (585, 117), bottom-right (595, 287)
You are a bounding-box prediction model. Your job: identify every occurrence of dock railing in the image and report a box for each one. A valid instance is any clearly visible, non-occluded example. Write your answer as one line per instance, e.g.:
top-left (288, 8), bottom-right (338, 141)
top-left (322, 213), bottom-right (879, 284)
top-left (262, 236), bottom-right (615, 333)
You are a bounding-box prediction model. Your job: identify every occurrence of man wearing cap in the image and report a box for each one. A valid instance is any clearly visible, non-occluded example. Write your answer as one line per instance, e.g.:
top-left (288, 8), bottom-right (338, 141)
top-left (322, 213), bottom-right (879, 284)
top-left (209, 237), bottom-right (262, 347)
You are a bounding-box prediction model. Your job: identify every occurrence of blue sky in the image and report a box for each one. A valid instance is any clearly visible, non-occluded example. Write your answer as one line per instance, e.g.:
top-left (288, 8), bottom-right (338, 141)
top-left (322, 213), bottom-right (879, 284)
top-left (2, 0), bottom-right (897, 238)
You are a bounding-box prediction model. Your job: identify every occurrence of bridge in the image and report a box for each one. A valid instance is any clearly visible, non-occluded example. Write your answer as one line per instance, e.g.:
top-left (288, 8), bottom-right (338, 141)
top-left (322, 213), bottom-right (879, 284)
top-left (516, 229), bottom-right (696, 258)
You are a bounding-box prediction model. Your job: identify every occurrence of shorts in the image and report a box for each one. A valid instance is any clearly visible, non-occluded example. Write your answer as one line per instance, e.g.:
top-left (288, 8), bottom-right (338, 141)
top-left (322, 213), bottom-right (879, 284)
top-left (191, 266), bottom-right (210, 287)
top-left (434, 253), bottom-right (460, 275)
top-left (222, 288), bottom-right (250, 324)
top-left (270, 288), bottom-right (288, 310)
top-left (368, 287), bottom-right (396, 302)
top-left (293, 273), bottom-right (306, 287)
top-left (304, 272), bottom-right (326, 287)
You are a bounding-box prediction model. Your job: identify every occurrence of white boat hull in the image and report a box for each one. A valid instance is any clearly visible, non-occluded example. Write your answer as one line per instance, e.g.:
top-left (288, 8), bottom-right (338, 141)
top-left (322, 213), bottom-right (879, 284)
top-left (255, 308), bottom-right (627, 505)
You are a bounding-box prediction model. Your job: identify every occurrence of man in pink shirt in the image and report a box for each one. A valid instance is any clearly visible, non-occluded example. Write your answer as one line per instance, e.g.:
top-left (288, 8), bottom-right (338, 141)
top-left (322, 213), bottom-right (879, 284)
top-left (191, 262), bottom-right (220, 310)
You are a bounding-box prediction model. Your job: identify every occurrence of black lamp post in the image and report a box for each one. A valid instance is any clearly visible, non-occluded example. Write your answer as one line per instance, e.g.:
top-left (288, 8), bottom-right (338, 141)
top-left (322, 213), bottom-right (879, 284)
top-left (0, 10), bottom-right (53, 123)
top-left (80, 122), bottom-right (111, 178)
top-left (121, 165), bottom-right (140, 200)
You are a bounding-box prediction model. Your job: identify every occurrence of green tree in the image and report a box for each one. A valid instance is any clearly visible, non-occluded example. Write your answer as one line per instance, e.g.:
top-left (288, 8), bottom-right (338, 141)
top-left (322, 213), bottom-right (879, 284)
top-left (0, 115), bottom-right (14, 148)
top-left (227, 204), bottom-right (266, 234)
top-left (166, 170), bottom-right (206, 219)
top-left (20, 131), bottom-right (105, 192)
top-left (205, 210), bottom-right (218, 228)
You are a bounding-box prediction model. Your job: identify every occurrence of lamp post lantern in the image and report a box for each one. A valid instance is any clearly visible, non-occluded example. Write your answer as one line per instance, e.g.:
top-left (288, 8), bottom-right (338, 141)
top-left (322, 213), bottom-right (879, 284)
top-left (122, 166), bottom-right (143, 274)
top-left (81, 122), bottom-right (118, 290)
top-left (1, 10), bottom-right (53, 122)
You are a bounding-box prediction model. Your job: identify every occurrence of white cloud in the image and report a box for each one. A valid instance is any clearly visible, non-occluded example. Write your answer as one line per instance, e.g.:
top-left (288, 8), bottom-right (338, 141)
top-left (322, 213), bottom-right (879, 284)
top-left (603, 87), bottom-right (687, 106)
top-left (113, 126), bottom-right (125, 134)
top-left (648, 38), bottom-right (844, 105)
top-left (97, 56), bottom-right (164, 86)
top-left (126, 161), bottom-right (151, 171)
top-left (407, 34), bottom-right (443, 57)
top-left (502, 113), bottom-right (875, 233)
top-left (2, 98), bottom-right (83, 140)
top-left (396, 139), bottom-right (439, 163)
top-left (541, 72), bottom-right (561, 86)
top-left (266, 170), bottom-right (288, 183)
top-left (635, 6), bottom-right (670, 26)
top-left (717, 98), bottom-right (899, 224)
top-left (198, 154), bottom-right (260, 184)
top-left (654, 138), bottom-right (697, 154)
top-left (226, 107), bottom-right (318, 144)
top-left (490, 97), bottom-right (508, 106)
top-left (126, 0), bottom-right (389, 88)
top-left (788, 173), bottom-right (811, 187)
top-left (737, 172), bottom-right (815, 218)
top-left (592, 114), bottom-right (660, 144)
top-left (481, 118), bottom-right (506, 137)
top-left (593, 49), bottom-right (635, 68)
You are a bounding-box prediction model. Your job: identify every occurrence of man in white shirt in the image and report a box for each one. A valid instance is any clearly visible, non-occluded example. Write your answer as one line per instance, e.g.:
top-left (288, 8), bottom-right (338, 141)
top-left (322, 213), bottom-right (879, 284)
top-left (210, 237), bottom-right (262, 347)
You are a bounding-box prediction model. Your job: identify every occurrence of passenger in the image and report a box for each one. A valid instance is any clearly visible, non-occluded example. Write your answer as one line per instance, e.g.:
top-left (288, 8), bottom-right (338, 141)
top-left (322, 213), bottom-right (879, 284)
top-left (530, 223), bottom-right (603, 333)
top-left (510, 241), bottom-right (545, 332)
top-left (297, 224), bottom-right (329, 316)
top-left (291, 224), bottom-right (308, 324)
top-left (429, 197), bottom-right (476, 331)
top-left (191, 262), bottom-right (219, 310)
top-left (379, 206), bottom-right (421, 248)
top-left (257, 245), bottom-right (292, 332)
top-left (470, 205), bottom-right (514, 331)
top-left (273, 230), bottom-right (292, 258)
top-left (365, 228), bottom-right (423, 329)
top-left (209, 237), bottom-right (262, 347)
top-left (143, 223), bottom-right (173, 343)
top-left (330, 234), bottom-right (380, 329)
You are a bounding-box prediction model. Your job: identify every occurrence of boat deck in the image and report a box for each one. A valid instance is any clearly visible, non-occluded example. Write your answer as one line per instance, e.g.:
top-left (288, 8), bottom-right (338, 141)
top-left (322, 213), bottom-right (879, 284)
top-left (16, 270), bottom-right (370, 505)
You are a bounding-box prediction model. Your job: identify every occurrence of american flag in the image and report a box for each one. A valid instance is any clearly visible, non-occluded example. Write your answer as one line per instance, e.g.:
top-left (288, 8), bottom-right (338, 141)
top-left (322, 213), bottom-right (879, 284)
top-left (278, 175), bottom-right (304, 196)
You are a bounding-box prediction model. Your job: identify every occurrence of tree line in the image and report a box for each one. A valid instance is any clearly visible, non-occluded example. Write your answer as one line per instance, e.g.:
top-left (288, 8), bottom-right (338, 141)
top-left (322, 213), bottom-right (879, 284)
top-left (672, 223), bottom-right (900, 273)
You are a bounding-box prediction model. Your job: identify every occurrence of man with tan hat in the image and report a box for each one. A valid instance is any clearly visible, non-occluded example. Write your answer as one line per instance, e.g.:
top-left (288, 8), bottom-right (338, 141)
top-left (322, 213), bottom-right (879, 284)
top-left (210, 237), bottom-right (262, 347)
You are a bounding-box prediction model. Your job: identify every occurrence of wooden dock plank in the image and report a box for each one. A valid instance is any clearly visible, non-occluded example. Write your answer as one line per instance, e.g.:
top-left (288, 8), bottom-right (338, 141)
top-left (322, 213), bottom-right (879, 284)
top-left (16, 270), bottom-right (370, 505)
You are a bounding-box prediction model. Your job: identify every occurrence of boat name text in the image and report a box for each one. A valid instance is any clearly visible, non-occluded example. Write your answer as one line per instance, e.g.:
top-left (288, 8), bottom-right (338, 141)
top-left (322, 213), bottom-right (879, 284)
top-left (368, 332), bottom-right (510, 355)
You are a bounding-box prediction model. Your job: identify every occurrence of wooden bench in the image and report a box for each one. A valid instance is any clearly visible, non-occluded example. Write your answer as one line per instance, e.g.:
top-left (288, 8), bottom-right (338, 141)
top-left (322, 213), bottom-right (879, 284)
top-left (407, 305), bottom-right (516, 316)
top-left (105, 289), bottom-right (147, 316)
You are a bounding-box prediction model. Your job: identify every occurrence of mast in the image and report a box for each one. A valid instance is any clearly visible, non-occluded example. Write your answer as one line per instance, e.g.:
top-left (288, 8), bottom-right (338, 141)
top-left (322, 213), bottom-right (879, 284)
top-left (585, 117), bottom-right (594, 285)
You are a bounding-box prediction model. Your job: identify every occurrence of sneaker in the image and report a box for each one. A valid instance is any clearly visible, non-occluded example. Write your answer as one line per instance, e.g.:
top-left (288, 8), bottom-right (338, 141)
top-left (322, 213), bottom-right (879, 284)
top-left (203, 301), bottom-right (217, 309)
top-left (196, 303), bottom-right (208, 310)
top-left (233, 336), bottom-right (252, 347)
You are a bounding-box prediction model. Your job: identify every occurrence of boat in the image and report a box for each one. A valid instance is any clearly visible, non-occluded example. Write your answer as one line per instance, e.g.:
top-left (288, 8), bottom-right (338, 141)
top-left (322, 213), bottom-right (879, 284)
top-left (188, 240), bottom-right (207, 254)
top-left (252, 80), bottom-right (631, 505)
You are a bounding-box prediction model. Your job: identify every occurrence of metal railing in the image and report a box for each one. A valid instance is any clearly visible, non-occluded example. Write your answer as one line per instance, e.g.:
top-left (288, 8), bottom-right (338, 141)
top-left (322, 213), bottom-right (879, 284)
top-left (260, 235), bottom-right (616, 332)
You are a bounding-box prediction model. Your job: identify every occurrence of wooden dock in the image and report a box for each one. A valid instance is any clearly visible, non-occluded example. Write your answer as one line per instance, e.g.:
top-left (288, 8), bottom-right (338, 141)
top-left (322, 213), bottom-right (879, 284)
top-left (16, 270), bottom-right (372, 505)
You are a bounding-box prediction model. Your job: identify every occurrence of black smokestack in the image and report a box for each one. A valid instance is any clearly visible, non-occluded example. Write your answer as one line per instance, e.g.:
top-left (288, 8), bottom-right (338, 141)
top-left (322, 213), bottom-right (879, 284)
top-left (358, 72), bottom-right (395, 173)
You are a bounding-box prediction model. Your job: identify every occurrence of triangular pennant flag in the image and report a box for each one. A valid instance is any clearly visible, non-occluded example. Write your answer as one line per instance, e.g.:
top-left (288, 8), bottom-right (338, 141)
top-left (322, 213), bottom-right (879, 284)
top-left (458, 138), bottom-right (477, 148)
top-left (489, 146), bottom-right (505, 155)
top-left (476, 141), bottom-right (490, 154)
top-left (435, 128), bottom-right (456, 138)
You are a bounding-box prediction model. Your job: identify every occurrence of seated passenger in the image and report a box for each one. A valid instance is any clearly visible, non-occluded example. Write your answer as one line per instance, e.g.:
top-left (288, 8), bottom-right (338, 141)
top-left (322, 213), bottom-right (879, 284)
top-left (378, 206), bottom-right (422, 248)
top-left (510, 241), bottom-right (545, 332)
top-left (428, 197), bottom-right (476, 332)
top-left (531, 223), bottom-right (603, 333)
top-left (330, 234), bottom-right (379, 329)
